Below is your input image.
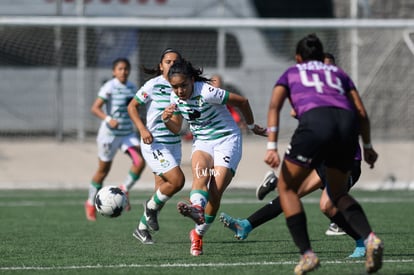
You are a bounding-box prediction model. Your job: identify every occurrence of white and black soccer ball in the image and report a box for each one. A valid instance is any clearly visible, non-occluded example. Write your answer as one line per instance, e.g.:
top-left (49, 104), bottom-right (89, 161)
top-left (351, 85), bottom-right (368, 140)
top-left (95, 186), bottom-right (128, 218)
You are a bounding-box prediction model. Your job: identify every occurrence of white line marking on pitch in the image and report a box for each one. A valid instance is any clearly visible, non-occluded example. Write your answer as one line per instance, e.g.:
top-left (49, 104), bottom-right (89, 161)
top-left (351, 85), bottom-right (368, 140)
top-left (1, 259), bottom-right (413, 271)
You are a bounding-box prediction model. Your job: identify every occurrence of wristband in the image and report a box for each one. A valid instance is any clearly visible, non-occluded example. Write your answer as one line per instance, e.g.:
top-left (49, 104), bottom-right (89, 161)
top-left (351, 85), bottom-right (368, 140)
top-left (267, 126), bottom-right (278, 133)
top-left (247, 123), bottom-right (255, 130)
top-left (105, 116), bottom-right (112, 123)
top-left (162, 117), bottom-right (170, 123)
top-left (363, 143), bottom-right (373, 149)
top-left (267, 141), bottom-right (278, 150)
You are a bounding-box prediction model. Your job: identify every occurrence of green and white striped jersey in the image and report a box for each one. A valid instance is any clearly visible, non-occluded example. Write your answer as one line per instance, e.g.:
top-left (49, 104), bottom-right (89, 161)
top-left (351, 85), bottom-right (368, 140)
top-left (97, 78), bottom-right (136, 136)
top-left (134, 75), bottom-right (181, 144)
top-left (171, 81), bottom-right (240, 140)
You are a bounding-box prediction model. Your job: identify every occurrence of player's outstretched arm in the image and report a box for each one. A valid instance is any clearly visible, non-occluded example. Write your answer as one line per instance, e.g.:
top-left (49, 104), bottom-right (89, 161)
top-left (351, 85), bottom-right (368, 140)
top-left (227, 93), bottom-right (266, 137)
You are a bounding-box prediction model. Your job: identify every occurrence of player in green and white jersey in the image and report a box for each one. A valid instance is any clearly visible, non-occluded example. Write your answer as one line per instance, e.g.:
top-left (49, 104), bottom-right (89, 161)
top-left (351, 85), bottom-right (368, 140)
top-left (162, 59), bottom-right (266, 256)
top-left (85, 58), bottom-right (146, 221)
top-left (128, 49), bottom-right (185, 244)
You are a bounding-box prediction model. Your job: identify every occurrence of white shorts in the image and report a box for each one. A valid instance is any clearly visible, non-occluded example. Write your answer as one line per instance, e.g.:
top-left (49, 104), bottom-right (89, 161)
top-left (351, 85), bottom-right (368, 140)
top-left (141, 141), bottom-right (182, 175)
top-left (96, 132), bottom-right (140, 162)
top-left (192, 134), bottom-right (242, 173)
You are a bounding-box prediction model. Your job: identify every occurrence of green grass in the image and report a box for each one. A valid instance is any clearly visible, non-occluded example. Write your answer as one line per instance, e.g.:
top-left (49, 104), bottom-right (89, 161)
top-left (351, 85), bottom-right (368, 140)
top-left (0, 189), bottom-right (413, 274)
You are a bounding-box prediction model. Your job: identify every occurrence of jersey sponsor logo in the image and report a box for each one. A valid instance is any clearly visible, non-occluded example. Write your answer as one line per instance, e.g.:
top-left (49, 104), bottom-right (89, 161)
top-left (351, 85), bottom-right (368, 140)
top-left (296, 155), bottom-right (312, 164)
top-left (159, 87), bottom-right (166, 93)
top-left (199, 120), bottom-right (212, 127)
top-left (188, 109), bottom-right (201, 121)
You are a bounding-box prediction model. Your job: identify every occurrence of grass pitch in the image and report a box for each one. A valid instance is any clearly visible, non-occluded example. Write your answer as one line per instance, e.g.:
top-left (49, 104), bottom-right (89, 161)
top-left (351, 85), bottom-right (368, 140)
top-left (0, 189), bottom-right (413, 274)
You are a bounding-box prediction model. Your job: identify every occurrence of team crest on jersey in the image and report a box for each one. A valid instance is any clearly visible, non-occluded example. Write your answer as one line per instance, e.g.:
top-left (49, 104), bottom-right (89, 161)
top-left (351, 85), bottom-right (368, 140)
top-left (193, 95), bottom-right (204, 107)
top-left (141, 91), bottom-right (148, 99)
top-left (160, 158), bottom-right (170, 168)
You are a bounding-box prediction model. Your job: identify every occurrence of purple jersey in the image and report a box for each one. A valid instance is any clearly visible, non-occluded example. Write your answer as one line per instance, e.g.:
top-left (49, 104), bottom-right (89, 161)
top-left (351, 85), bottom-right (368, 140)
top-left (276, 61), bottom-right (356, 118)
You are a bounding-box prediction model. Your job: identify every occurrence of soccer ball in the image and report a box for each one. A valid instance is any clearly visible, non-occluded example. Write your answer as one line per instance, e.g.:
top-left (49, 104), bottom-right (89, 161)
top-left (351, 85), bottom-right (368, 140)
top-left (95, 186), bottom-right (128, 218)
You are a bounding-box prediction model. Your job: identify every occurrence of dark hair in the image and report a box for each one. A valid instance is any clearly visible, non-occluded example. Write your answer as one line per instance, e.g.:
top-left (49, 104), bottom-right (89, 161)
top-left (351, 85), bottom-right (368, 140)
top-left (112, 57), bottom-right (130, 70)
top-left (167, 59), bottom-right (210, 83)
top-left (324, 52), bottom-right (336, 64)
top-left (142, 48), bottom-right (182, 76)
top-left (296, 33), bottom-right (324, 62)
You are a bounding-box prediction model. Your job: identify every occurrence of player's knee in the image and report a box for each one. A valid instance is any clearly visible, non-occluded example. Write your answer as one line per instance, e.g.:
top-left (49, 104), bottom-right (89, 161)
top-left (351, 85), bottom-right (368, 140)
top-left (320, 198), bottom-right (335, 216)
top-left (163, 167), bottom-right (185, 192)
top-left (319, 200), bottom-right (329, 215)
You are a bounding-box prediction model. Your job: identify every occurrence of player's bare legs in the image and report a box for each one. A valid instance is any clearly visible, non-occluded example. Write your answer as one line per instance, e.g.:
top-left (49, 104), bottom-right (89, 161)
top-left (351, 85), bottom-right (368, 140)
top-left (176, 150), bottom-right (213, 256)
top-left (134, 166), bottom-right (185, 244)
top-left (205, 166), bottom-right (233, 218)
top-left (92, 160), bottom-right (112, 184)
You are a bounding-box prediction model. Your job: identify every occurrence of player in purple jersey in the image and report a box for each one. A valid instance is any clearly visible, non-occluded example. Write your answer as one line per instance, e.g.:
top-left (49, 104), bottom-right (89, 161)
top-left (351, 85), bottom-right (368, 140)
top-left (264, 34), bottom-right (382, 274)
top-left (220, 53), bottom-right (366, 258)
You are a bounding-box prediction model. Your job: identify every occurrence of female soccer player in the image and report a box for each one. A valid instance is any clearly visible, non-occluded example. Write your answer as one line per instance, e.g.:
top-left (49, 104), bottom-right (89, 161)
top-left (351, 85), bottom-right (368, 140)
top-left (264, 33), bottom-right (383, 274)
top-left (127, 48), bottom-right (185, 244)
top-left (161, 59), bottom-right (266, 256)
top-left (85, 58), bottom-right (146, 221)
top-left (220, 53), bottom-right (366, 258)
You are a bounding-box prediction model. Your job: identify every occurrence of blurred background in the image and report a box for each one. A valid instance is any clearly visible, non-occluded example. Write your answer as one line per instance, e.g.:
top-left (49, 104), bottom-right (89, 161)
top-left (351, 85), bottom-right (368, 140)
top-left (0, 0), bottom-right (413, 189)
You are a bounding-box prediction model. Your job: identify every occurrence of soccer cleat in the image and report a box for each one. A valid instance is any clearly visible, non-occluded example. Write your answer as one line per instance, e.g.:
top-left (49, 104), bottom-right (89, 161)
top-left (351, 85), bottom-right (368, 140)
top-left (189, 229), bottom-right (203, 256)
top-left (349, 246), bottom-right (366, 258)
top-left (348, 238), bottom-right (366, 258)
top-left (132, 228), bottom-right (154, 245)
top-left (143, 200), bottom-right (159, 231)
top-left (119, 185), bottom-right (131, 211)
top-left (177, 201), bottom-right (205, 225)
top-left (219, 212), bottom-right (252, 240)
top-left (256, 170), bottom-right (278, 200)
top-left (294, 250), bottom-right (320, 275)
top-left (365, 232), bottom-right (384, 273)
top-left (325, 223), bottom-right (346, 236)
top-left (84, 200), bottom-right (96, 221)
